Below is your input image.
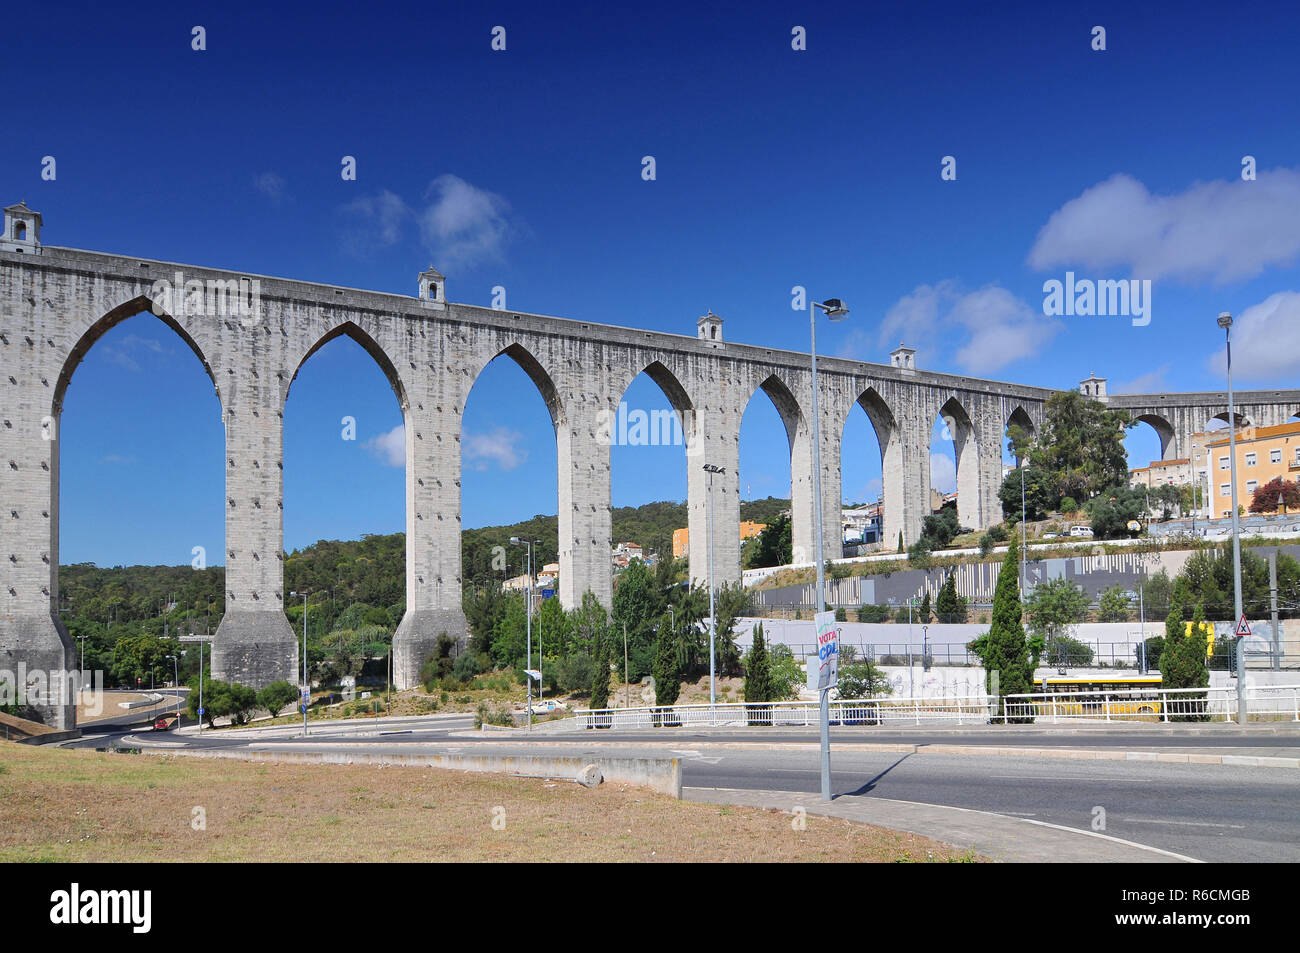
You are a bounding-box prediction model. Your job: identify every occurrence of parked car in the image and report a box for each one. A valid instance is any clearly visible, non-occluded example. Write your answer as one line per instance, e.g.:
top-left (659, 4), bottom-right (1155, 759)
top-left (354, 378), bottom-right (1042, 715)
top-left (152, 714), bottom-right (179, 731)
top-left (1042, 532), bottom-right (1060, 540)
top-left (1069, 525), bottom-right (1093, 537)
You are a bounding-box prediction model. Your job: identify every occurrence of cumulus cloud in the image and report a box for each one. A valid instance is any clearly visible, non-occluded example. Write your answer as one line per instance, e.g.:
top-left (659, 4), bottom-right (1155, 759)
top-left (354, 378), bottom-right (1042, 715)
top-left (363, 424), bottom-right (405, 467)
top-left (1112, 363), bottom-right (1172, 395)
top-left (464, 427), bottom-right (527, 471)
top-left (930, 453), bottom-right (956, 493)
top-left (340, 189), bottom-right (412, 253)
top-left (1028, 168), bottom-right (1300, 284)
top-left (866, 280), bottom-right (1062, 376)
top-left (1207, 290), bottom-right (1300, 385)
top-left (418, 174), bottom-right (513, 271)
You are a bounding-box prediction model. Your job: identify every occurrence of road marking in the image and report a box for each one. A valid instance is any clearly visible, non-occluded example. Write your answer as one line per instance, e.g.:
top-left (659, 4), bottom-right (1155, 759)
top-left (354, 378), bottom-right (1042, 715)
top-left (1119, 818), bottom-right (1246, 829)
top-left (992, 775), bottom-right (1157, 782)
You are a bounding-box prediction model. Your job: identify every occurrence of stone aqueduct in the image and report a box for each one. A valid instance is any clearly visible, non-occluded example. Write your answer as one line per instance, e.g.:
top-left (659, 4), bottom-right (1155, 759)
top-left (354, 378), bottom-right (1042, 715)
top-left (4, 202), bottom-right (1299, 727)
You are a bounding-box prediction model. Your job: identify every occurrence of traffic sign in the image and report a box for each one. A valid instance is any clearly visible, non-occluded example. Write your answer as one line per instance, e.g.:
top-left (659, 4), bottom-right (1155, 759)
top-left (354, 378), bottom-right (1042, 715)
top-left (1235, 615), bottom-right (1252, 637)
top-left (197, 707), bottom-right (205, 716)
top-left (524, 669), bottom-right (542, 682)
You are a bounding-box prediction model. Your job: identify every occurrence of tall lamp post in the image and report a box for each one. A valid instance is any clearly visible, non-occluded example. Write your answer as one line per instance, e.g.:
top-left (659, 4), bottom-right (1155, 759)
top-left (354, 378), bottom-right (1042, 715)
top-left (290, 589), bottom-right (309, 736)
top-left (510, 537), bottom-right (538, 729)
top-left (1219, 313), bottom-right (1247, 724)
top-left (702, 464), bottom-right (725, 708)
top-left (808, 295), bottom-right (849, 802)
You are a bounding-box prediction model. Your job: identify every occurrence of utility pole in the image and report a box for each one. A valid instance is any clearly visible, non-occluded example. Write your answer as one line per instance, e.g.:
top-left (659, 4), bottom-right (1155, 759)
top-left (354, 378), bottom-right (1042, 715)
top-left (1219, 313), bottom-right (1247, 724)
top-left (1270, 549), bottom-right (1281, 672)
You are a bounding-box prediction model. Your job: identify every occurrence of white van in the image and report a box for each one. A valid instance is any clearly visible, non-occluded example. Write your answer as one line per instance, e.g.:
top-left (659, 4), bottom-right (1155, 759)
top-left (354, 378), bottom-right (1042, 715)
top-left (1069, 525), bottom-right (1093, 537)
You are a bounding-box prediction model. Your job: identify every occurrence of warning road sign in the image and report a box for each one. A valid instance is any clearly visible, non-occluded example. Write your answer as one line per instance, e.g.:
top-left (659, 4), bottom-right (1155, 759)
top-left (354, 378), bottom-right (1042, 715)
top-left (1235, 615), bottom-right (1252, 637)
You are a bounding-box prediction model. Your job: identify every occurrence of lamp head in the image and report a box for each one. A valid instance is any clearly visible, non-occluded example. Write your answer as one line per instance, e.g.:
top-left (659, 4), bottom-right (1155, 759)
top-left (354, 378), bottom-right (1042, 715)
top-left (816, 298), bottom-right (850, 320)
top-left (1217, 312), bottom-right (1233, 330)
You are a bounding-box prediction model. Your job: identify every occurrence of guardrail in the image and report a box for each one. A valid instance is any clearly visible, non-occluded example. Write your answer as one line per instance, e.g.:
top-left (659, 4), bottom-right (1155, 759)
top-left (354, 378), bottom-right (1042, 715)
top-left (573, 696), bottom-right (997, 729)
top-left (1001, 684), bottom-right (1300, 723)
top-left (573, 684), bottom-right (1300, 728)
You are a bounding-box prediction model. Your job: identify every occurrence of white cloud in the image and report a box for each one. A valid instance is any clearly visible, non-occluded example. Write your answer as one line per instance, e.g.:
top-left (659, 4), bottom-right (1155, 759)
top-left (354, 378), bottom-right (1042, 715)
top-left (1112, 363), bottom-right (1172, 395)
top-left (1207, 290), bottom-right (1300, 385)
top-left (363, 424), bottom-right (405, 467)
top-left (862, 281), bottom-right (1062, 376)
top-left (341, 189), bottom-right (411, 253)
top-left (254, 171), bottom-right (286, 202)
top-left (101, 334), bottom-right (165, 372)
top-left (1028, 168), bottom-right (1300, 284)
top-left (464, 426), bottom-right (527, 471)
top-left (861, 477), bottom-right (883, 502)
top-left (930, 453), bottom-right (956, 493)
top-left (418, 174), bottom-right (513, 271)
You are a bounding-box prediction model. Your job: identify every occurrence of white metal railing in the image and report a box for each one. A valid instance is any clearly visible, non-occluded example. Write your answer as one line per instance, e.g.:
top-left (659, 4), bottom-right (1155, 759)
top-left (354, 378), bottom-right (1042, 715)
top-left (572, 696), bottom-right (998, 729)
top-left (571, 685), bottom-right (1300, 728)
top-left (1000, 684), bottom-right (1300, 724)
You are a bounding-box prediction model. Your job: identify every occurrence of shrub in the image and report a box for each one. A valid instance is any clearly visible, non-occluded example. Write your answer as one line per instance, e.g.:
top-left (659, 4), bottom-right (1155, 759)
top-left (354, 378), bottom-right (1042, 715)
top-left (1060, 496), bottom-right (1079, 513)
top-left (452, 651), bottom-right (484, 682)
top-left (834, 607), bottom-right (848, 622)
top-left (857, 604), bottom-right (890, 623)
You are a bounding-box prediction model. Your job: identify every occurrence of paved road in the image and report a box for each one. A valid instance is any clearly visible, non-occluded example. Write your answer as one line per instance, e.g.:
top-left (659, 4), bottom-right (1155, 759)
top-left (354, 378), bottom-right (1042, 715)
top-left (66, 715), bottom-right (1300, 861)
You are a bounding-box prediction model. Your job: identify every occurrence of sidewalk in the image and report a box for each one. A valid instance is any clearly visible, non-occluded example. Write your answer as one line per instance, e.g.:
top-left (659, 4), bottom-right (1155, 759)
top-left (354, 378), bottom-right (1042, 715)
top-left (683, 786), bottom-right (1201, 863)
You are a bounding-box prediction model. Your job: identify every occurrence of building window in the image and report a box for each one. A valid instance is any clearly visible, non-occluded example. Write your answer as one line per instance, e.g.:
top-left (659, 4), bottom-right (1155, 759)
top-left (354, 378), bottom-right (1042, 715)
top-left (1273, 449), bottom-right (1283, 464)
top-left (1245, 452), bottom-right (1257, 466)
top-left (14, 222), bottom-right (25, 241)
top-left (1220, 456), bottom-right (1229, 469)
top-left (1247, 480), bottom-right (1258, 494)
top-left (1221, 483), bottom-right (1231, 497)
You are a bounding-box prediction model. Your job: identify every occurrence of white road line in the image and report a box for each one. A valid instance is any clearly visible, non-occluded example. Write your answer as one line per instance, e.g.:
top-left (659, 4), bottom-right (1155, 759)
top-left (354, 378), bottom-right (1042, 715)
top-left (992, 775), bottom-right (1157, 782)
top-left (1119, 818), bottom-right (1246, 828)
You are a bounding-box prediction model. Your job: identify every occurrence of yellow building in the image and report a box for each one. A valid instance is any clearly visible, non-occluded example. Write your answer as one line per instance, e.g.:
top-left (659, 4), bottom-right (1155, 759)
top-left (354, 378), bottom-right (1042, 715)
top-left (672, 521), bottom-right (766, 559)
top-left (1206, 421), bottom-right (1300, 519)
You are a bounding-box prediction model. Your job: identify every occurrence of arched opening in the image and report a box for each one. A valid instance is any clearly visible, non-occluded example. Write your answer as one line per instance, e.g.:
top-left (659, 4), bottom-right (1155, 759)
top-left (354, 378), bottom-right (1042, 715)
top-left (15, 221), bottom-right (26, 241)
top-left (1124, 413), bottom-right (1175, 477)
top-left (847, 387), bottom-right (896, 553)
top-left (460, 344), bottom-right (561, 588)
top-left (283, 323), bottom-right (407, 682)
top-left (612, 362), bottom-right (691, 568)
top-left (841, 389), bottom-right (888, 556)
top-left (932, 396), bottom-right (979, 537)
top-left (56, 305), bottom-right (222, 692)
top-left (1002, 405), bottom-right (1036, 523)
top-left (739, 375), bottom-right (803, 567)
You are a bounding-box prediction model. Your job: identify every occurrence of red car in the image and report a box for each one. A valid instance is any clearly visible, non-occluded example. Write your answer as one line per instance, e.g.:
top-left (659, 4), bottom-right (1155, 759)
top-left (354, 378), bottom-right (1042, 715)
top-left (153, 714), bottom-right (179, 731)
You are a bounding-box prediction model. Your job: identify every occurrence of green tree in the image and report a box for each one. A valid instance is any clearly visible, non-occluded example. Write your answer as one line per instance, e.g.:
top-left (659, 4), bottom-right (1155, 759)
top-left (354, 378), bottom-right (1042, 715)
top-left (967, 538), bottom-right (1041, 720)
top-left (1023, 577), bottom-right (1089, 664)
top-left (257, 680), bottom-right (299, 718)
top-left (743, 623), bottom-right (773, 703)
top-left (590, 632), bottom-right (611, 709)
top-left (767, 644), bottom-right (803, 701)
top-left (935, 574), bottom-right (967, 624)
top-left (652, 619), bottom-right (681, 707)
top-left (1097, 585), bottom-right (1132, 622)
top-left (747, 514), bottom-right (793, 569)
top-left (836, 660), bottom-right (893, 699)
top-left (1031, 390), bottom-right (1134, 505)
top-left (918, 591), bottom-right (932, 623)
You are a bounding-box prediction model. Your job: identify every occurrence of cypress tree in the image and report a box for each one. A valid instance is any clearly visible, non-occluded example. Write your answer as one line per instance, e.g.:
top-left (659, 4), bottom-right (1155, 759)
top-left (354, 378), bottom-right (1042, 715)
top-left (897, 531), bottom-right (904, 554)
top-left (743, 623), bottom-right (772, 703)
top-left (918, 591), bottom-right (932, 623)
top-left (653, 618), bottom-right (681, 707)
top-left (590, 632), bottom-right (611, 710)
top-left (976, 537), bottom-right (1035, 719)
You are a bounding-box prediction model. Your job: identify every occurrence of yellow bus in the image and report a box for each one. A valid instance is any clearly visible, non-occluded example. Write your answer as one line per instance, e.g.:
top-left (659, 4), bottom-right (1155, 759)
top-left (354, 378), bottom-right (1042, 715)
top-left (1033, 675), bottom-right (1163, 718)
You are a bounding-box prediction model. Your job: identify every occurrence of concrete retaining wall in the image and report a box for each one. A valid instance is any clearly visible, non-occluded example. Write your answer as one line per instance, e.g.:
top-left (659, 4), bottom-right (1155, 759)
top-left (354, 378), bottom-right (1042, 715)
top-left (147, 746), bottom-right (683, 798)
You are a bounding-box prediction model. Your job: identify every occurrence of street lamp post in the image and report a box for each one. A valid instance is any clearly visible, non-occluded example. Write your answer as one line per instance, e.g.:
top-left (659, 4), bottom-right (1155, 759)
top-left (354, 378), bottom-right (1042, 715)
top-left (510, 537), bottom-right (537, 729)
top-left (1219, 313), bottom-right (1247, 724)
top-left (702, 464), bottom-right (725, 708)
top-left (808, 296), bottom-right (849, 802)
top-left (290, 590), bottom-right (309, 736)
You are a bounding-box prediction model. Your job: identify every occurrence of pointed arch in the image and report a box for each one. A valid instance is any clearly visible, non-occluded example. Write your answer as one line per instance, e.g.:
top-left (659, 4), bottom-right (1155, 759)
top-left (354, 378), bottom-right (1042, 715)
top-left (935, 394), bottom-right (980, 531)
top-left (54, 295), bottom-right (216, 415)
top-left (286, 320), bottom-right (407, 412)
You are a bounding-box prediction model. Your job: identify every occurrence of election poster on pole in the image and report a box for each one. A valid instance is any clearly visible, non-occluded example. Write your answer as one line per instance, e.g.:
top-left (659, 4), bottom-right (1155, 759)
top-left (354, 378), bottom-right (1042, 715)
top-left (807, 610), bottom-right (840, 692)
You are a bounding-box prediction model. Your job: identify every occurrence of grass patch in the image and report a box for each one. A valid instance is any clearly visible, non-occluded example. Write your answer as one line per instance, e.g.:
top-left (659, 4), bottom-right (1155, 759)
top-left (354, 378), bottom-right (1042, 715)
top-left (0, 743), bottom-right (982, 863)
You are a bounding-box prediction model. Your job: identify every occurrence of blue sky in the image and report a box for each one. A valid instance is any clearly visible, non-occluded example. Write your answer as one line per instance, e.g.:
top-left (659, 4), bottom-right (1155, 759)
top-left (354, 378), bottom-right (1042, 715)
top-left (11, 0), bottom-right (1300, 566)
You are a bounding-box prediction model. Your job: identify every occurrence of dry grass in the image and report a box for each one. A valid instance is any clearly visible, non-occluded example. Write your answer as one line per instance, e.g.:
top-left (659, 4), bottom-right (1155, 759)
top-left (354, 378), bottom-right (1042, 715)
top-left (0, 743), bottom-right (979, 863)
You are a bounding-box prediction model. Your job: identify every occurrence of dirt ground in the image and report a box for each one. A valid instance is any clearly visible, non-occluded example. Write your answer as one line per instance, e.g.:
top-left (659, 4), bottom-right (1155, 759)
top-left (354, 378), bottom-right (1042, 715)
top-left (0, 743), bottom-right (980, 863)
